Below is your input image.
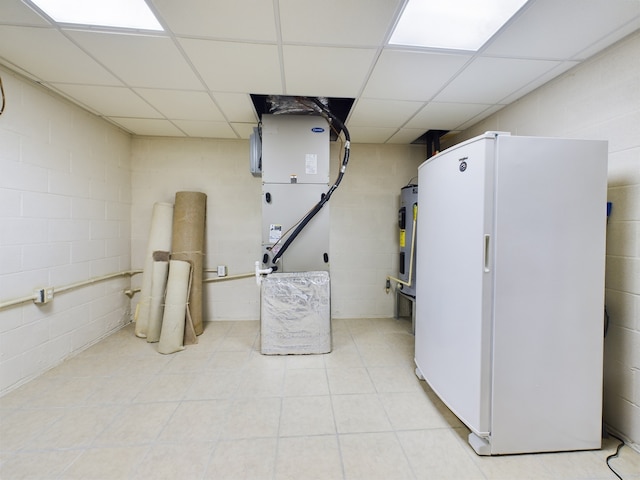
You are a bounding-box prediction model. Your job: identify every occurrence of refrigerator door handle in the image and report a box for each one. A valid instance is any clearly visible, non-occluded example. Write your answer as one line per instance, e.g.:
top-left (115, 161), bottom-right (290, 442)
top-left (484, 234), bottom-right (491, 272)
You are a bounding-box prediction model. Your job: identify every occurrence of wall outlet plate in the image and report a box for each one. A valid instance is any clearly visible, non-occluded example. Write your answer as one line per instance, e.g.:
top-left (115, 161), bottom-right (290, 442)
top-left (34, 287), bottom-right (54, 304)
top-left (217, 265), bottom-right (227, 277)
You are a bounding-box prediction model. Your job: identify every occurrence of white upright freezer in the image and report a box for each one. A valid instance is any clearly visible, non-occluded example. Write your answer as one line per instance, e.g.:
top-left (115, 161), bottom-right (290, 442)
top-left (414, 132), bottom-right (608, 455)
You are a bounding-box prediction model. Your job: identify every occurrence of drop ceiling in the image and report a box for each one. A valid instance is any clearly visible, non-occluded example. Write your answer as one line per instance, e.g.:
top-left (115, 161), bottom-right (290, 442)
top-left (0, 0), bottom-right (638, 144)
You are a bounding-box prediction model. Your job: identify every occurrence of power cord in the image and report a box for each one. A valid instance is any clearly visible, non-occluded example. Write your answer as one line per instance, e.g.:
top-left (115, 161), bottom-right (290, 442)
top-left (606, 431), bottom-right (626, 480)
top-left (0, 75), bottom-right (5, 115)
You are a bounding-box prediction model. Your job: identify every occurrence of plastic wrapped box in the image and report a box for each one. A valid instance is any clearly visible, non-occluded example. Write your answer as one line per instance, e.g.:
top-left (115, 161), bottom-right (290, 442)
top-left (260, 271), bottom-right (331, 355)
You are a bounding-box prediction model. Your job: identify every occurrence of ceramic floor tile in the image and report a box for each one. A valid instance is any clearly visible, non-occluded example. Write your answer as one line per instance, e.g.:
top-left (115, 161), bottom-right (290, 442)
top-left (2, 318), bottom-right (638, 480)
top-left (0, 450), bottom-right (80, 480)
top-left (472, 452), bottom-right (557, 479)
top-left (397, 428), bottom-right (485, 480)
top-left (367, 366), bottom-right (423, 393)
top-left (340, 432), bottom-right (414, 480)
top-left (133, 373), bottom-right (198, 403)
top-left (235, 367), bottom-right (285, 397)
top-left (323, 346), bottom-right (364, 368)
top-left (26, 376), bottom-right (107, 408)
top-left (204, 437), bottom-right (277, 480)
top-left (157, 399), bottom-right (230, 443)
top-left (332, 394), bottom-right (392, 434)
top-left (131, 442), bottom-right (214, 480)
top-left (283, 368), bottom-right (330, 396)
top-left (29, 405), bottom-right (121, 450)
top-left (220, 397), bottom-right (281, 439)
top-left (84, 375), bottom-right (152, 405)
top-left (246, 350), bottom-right (289, 369)
top-left (184, 369), bottom-right (242, 400)
top-left (279, 395), bottom-right (336, 437)
top-left (327, 367), bottom-right (375, 395)
top-left (379, 392), bottom-right (454, 430)
top-left (535, 449), bottom-right (620, 479)
top-left (93, 402), bottom-right (179, 446)
top-left (60, 445), bottom-right (148, 479)
top-left (162, 351), bottom-right (215, 374)
top-left (227, 320), bottom-right (260, 336)
top-left (285, 353), bottom-right (326, 369)
top-left (217, 333), bottom-right (257, 352)
top-left (275, 435), bottom-right (344, 480)
top-left (351, 330), bottom-right (389, 348)
top-left (357, 344), bottom-right (412, 367)
top-left (208, 350), bottom-right (252, 369)
top-left (0, 407), bottom-right (66, 451)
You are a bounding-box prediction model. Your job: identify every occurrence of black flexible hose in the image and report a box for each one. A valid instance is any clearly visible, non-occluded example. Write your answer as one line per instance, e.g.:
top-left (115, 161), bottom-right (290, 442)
top-left (270, 99), bottom-right (351, 265)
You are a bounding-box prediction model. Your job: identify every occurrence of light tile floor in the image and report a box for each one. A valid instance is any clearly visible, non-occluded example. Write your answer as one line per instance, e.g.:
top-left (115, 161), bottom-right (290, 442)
top-left (1, 317), bottom-right (638, 480)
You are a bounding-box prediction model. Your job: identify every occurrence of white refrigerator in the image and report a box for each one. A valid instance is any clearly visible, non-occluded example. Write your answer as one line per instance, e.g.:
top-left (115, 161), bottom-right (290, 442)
top-left (414, 132), bottom-right (608, 455)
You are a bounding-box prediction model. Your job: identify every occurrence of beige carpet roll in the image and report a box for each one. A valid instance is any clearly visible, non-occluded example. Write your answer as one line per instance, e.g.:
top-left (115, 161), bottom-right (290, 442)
top-left (158, 260), bottom-right (192, 354)
top-left (146, 251), bottom-right (170, 343)
top-left (171, 191), bottom-right (206, 336)
top-left (135, 202), bottom-right (174, 338)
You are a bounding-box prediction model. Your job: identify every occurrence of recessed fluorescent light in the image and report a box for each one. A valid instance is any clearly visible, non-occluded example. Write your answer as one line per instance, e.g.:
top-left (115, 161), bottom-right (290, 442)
top-left (389, 0), bottom-right (528, 51)
top-left (28, 0), bottom-right (163, 31)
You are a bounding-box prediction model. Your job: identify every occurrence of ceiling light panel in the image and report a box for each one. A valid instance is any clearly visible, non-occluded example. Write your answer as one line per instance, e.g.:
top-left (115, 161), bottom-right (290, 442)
top-left (389, 0), bottom-right (528, 51)
top-left (27, 0), bottom-right (163, 30)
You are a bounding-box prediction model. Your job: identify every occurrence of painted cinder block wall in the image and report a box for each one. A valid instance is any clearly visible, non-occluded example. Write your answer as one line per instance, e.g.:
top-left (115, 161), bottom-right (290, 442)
top-left (446, 31), bottom-right (640, 448)
top-left (0, 65), bottom-right (132, 393)
top-left (129, 137), bottom-right (425, 321)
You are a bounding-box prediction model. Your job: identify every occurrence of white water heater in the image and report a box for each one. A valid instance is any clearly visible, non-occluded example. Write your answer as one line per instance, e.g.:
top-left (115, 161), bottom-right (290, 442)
top-left (398, 184), bottom-right (418, 297)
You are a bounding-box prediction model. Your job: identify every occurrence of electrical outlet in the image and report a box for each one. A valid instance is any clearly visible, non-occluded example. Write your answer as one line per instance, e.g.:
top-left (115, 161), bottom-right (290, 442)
top-left (34, 287), bottom-right (54, 304)
top-left (217, 265), bottom-right (227, 277)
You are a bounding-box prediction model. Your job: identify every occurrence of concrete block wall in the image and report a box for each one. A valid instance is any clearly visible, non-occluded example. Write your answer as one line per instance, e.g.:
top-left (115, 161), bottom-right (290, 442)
top-left (130, 136), bottom-right (425, 321)
top-left (0, 67), bottom-right (132, 394)
top-left (447, 31), bottom-right (640, 448)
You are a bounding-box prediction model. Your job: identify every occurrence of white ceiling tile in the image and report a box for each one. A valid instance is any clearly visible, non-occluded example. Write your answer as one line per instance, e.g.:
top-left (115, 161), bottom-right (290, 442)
top-left (434, 57), bottom-right (561, 104)
top-left (345, 126), bottom-right (398, 144)
top-left (485, 0), bottom-right (640, 60)
top-left (1, 1), bottom-right (635, 142)
top-left (171, 120), bottom-right (238, 138)
top-left (152, 0), bottom-right (277, 41)
top-left (179, 38), bottom-right (282, 94)
top-left (283, 46), bottom-right (376, 97)
top-left (348, 98), bottom-right (424, 127)
top-left (108, 117), bottom-right (185, 136)
top-left (363, 50), bottom-right (471, 101)
top-left (65, 31), bottom-right (203, 89)
top-left (279, 0), bottom-right (402, 46)
top-left (213, 93), bottom-right (258, 123)
top-left (406, 102), bottom-right (494, 130)
top-left (0, 0), bottom-right (50, 25)
top-left (387, 128), bottom-right (430, 144)
top-left (134, 89), bottom-right (224, 121)
top-left (0, 26), bottom-right (120, 85)
top-left (52, 84), bottom-right (162, 117)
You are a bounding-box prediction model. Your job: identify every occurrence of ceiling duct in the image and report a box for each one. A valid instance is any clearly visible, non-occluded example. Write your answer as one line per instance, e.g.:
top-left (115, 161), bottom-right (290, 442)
top-left (251, 94), bottom-right (354, 141)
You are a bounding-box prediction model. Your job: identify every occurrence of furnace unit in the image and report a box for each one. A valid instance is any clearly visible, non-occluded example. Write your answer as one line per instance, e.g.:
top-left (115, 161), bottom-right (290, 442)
top-left (260, 114), bottom-right (330, 273)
